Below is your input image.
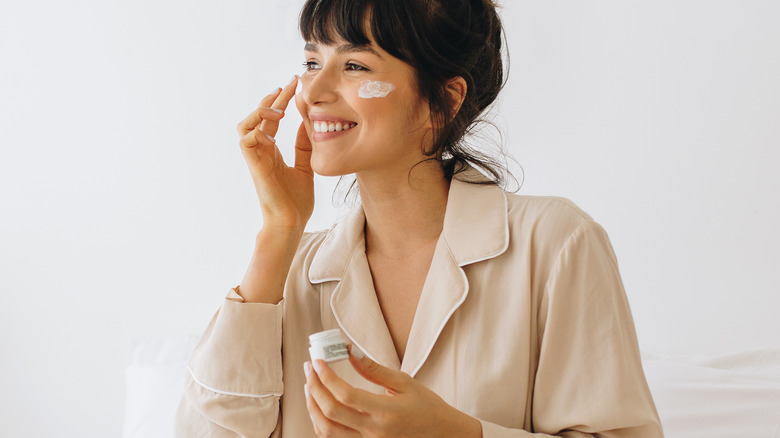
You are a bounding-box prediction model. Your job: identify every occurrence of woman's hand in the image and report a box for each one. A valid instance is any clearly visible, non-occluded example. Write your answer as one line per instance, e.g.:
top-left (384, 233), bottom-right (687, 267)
top-left (303, 345), bottom-right (483, 438)
top-left (237, 76), bottom-right (314, 231)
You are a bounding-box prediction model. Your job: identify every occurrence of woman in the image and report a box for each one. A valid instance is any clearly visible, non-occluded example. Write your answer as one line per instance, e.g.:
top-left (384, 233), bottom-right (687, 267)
top-left (175, 0), bottom-right (664, 436)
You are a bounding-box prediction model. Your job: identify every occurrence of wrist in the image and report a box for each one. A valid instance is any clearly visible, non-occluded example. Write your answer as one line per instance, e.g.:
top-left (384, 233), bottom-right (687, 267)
top-left (260, 207), bottom-right (311, 235)
top-left (257, 223), bottom-right (304, 244)
top-left (238, 226), bottom-right (304, 304)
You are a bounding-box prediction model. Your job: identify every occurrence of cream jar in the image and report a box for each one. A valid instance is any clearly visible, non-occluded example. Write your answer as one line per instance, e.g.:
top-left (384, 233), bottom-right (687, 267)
top-left (308, 329), bottom-right (349, 363)
top-left (307, 329), bottom-right (383, 393)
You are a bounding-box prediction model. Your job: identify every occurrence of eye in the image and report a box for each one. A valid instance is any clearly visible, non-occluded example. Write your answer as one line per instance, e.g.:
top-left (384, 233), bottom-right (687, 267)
top-left (346, 62), bottom-right (369, 72)
top-left (302, 61), bottom-right (321, 71)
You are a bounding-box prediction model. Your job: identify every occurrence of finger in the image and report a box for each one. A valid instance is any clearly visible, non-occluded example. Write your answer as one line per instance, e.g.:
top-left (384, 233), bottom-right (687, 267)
top-left (261, 76), bottom-right (298, 137)
top-left (312, 358), bottom-right (384, 414)
top-left (239, 129), bottom-right (278, 181)
top-left (238, 126), bottom-right (277, 151)
top-left (294, 122), bottom-right (313, 175)
top-left (262, 87), bottom-right (283, 107)
top-left (349, 345), bottom-right (410, 393)
top-left (271, 75), bottom-right (298, 111)
top-left (307, 360), bottom-right (368, 428)
top-left (236, 86), bottom-right (282, 136)
top-left (237, 106), bottom-right (285, 136)
top-left (305, 383), bottom-right (361, 437)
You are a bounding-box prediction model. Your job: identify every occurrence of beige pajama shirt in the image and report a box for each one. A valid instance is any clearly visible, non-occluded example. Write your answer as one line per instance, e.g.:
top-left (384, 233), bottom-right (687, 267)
top-left (175, 173), bottom-right (664, 437)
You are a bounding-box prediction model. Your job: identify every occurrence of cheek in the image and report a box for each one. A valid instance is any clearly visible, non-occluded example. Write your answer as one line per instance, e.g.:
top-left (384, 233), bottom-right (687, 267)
top-left (352, 83), bottom-right (405, 117)
top-left (353, 97), bottom-right (388, 119)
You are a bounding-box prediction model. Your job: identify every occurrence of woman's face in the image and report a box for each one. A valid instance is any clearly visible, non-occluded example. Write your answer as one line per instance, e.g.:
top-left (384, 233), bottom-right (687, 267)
top-left (295, 36), bottom-right (432, 178)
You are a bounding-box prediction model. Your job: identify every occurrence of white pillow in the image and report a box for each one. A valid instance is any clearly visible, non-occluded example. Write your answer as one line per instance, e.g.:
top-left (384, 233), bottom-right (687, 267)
top-left (123, 336), bottom-right (199, 438)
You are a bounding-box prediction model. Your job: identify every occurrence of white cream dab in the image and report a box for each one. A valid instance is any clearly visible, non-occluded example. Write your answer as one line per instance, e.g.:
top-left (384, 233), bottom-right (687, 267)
top-left (358, 80), bottom-right (395, 98)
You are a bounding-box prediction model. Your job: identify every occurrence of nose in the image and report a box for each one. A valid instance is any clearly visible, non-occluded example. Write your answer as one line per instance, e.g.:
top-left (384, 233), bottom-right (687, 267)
top-left (301, 67), bottom-right (339, 106)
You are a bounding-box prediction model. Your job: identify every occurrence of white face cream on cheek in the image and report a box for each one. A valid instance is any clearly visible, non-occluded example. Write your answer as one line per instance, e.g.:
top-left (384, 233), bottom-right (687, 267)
top-left (358, 80), bottom-right (395, 98)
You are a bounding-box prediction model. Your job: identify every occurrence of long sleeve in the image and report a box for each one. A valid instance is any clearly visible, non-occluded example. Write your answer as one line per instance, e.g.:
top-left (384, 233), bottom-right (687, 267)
top-left (174, 288), bottom-right (285, 438)
top-left (529, 221), bottom-right (663, 437)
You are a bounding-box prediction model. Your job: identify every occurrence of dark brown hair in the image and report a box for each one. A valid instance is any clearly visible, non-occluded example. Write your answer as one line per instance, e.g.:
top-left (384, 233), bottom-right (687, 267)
top-left (300, 0), bottom-right (514, 187)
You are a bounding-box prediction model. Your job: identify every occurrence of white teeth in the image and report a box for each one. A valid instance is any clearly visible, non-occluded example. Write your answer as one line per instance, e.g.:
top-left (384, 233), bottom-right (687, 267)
top-left (313, 121), bottom-right (355, 133)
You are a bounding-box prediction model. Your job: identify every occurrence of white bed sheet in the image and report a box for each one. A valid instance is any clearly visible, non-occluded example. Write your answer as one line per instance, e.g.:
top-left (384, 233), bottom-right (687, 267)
top-left (642, 350), bottom-right (780, 438)
top-left (123, 336), bottom-right (780, 438)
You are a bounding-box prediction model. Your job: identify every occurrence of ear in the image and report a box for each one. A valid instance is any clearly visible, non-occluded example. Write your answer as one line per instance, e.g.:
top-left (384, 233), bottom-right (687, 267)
top-left (445, 76), bottom-right (468, 119)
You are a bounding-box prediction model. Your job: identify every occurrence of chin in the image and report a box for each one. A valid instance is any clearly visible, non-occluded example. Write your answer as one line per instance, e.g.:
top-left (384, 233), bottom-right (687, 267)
top-left (313, 168), bottom-right (343, 177)
top-left (310, 157), bottom-right (350, 178)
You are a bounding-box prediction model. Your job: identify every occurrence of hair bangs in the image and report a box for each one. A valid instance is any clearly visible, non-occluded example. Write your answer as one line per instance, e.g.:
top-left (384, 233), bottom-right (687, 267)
top-left (299, 0), bottom-right (374, 46)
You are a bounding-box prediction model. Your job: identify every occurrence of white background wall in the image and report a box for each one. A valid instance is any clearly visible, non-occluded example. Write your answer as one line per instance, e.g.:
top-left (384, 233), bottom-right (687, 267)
top-left (1, 0), bottom-right (778, 436)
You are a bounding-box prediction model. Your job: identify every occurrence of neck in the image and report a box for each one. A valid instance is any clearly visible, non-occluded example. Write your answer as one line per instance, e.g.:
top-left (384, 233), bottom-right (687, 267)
top-left (357, 162), bottom-right (450, 259)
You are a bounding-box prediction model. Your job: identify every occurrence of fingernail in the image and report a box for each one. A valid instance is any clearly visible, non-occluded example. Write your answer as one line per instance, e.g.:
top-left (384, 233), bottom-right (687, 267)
top-left (312, 360), bottom-right (323, 374)
top-left (288, 75), bottom-right (298, 85)
top-left (268, 87), bottom-right (282, 96)
top-left (266, 134), bottom-right (276, 142)
top-left (351, 345), bottom-right (364, 359)
top-left (304, 383), bottom-right (310, 399)
top-left (304, 361), bottom-right (311, 377)
top-left (270, 108), bottom-right (283, 114)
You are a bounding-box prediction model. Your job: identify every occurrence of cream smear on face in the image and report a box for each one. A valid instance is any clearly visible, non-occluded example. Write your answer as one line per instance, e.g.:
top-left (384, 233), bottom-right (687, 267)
top-left (358, 80), bottom-right (395, 98)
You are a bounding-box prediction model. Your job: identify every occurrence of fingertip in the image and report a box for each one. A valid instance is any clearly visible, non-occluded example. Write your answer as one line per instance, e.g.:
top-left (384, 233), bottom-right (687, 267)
top-left (251, 128), bottom-right (275, 146)
top-left (348, 344), bottom-right (364, 360)
top-left (266, 87), bottom-right (282, 98)
top-left (312, 359), bottom-right (325, 375)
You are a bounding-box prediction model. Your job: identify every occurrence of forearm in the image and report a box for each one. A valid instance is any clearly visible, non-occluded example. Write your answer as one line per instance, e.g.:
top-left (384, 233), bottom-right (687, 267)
top-left (239, 225), bottom-right (304, 303)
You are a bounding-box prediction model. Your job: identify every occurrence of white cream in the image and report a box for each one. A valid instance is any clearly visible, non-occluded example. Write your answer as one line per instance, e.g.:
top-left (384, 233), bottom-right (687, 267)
top-left (358, 80), bottom-right (395, 98)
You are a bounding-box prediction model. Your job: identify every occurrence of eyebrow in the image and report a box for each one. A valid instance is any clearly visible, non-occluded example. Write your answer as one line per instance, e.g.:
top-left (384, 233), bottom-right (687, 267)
top-left (303, 42), bottom-right (383, 58)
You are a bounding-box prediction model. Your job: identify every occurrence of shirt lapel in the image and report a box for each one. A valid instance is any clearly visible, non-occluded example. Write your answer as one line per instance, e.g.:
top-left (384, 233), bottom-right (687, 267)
top-left (401, 176), bottom-right (509, 377)
top-left (308, 207), bottom-right (401, 370)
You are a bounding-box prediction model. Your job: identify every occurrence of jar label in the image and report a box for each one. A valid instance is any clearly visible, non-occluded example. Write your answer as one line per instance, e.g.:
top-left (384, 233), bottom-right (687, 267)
top-left (323, 343), bottom-right (349, 361)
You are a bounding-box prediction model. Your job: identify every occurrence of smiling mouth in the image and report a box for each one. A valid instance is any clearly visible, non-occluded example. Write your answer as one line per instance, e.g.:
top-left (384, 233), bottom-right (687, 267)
top-left (312, 121), bottom-right (357, 133)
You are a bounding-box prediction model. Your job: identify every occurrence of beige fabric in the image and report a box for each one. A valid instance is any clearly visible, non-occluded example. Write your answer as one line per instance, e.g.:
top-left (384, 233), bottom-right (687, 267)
top-left (175, 176), bottom-right (664, 437)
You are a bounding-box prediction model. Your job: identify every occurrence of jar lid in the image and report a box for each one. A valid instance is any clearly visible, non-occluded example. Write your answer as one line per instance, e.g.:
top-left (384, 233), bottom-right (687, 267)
top-left (309, 329), bottom-right (345, 345)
